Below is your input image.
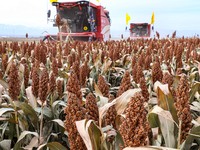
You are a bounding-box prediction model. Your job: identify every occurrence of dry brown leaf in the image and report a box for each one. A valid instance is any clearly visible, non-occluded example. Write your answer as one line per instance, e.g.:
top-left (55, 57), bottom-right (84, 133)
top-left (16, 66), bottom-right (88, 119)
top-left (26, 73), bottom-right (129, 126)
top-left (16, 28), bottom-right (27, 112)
top-left (75, 119), bottom-right (93, 150)
top-left (99, 88), bottom-right (141, 126)
top-left (123, 146), bottom-right (178, 150)
top-left (101, 58), bottom-right (112, 74)
top-left (154, 81), bottom-right (170, 95)
top-left (25, 86), bottom-right (37, 108)
top-left (0, 84), bottom-right (5, 104)
top-left (115, 88), bottom-right (141, 115)
top-left (94, 82), bottom-right (103, 97)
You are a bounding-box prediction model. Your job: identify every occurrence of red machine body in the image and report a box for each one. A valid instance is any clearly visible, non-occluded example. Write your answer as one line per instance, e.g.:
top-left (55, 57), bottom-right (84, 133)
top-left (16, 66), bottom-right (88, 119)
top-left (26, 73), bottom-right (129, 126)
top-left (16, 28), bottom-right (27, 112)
top-left (48, 0), bottom-right (111, 41)
top-left (129, 23), bottom-right (151, 39)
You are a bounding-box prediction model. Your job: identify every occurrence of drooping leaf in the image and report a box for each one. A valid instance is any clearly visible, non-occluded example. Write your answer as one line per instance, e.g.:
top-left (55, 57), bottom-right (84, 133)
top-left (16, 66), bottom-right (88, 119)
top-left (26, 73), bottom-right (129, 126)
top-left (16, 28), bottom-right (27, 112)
top-left (0, 79), bottom-right (8, 91)
top-left (5, 54), bottom-right (14, 76)
top-left (46, 142), bottom-right (67, 150)
top-left (148, 106), bottom-right (177, 148)
top-left (0, 84), bottom-right (5, 103)
top-left (0, 140), bottom-right (11, 150)
top-left (17, 131), bottom-right (39, 143)
top-left (76, 119), bottom-right (103, 150)
top-left (189, 82), bottom-right (200, 103)
top-left (101, 58), bottom-right (113, 74)
top-left (154, 81), bottom-right (170, 95)
top-left (115, 131), bottom-right (124, 150)
top-left (123, 146), bottom-right (178, 150)
top-left (94, 82), bottom-right (103, 97)
top-left (99, 89), bottom-right (141, 127)
top-left (154, 81), bottom-right (178, 124)
top-left (97, 95), bottom-right (109, 107)
top-left (190, 101), bottom-right (200, 112)
top-left (14, 131), bottom-right (39, 150)
top-left (52, 119), bottom-right (65, 129)
top-left (23, 137), bottom-right (38, 149)
top-left (16, 102), bottom-right (39, 128)
top-left (158, 112), bottom-right (176, 148)
top-left (76, 119), bottom-right (93, 150)
top-left (0, 108), bottom-right (15, 116)
top-left (115, 88), bottom-right (141, 115)
top-left (25, 86), bottom-right (37, 108)
top-left (88, 121), bottom-right (102, 150)
top-left (148, 111), bottom-right (159, 128)
top-left (99, 100), bottom-right (116, 127)
top-left (181, 126), bottom-right (200, 150)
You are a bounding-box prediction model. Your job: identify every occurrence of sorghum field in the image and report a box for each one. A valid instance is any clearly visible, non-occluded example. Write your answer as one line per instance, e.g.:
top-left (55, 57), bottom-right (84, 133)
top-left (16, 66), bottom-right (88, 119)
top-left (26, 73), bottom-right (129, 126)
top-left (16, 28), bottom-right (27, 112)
top-left (0, 35), bottom-right (200, 150)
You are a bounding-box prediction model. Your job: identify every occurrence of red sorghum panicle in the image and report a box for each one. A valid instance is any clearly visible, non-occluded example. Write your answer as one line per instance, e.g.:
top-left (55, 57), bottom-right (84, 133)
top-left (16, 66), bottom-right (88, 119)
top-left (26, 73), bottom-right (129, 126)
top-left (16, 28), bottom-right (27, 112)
top-left (8, 63), bottom-right (20, 100)
top-left (30, 59), bottom-right (40, 79)
top-left (49, 72), bottom-right (56, 93)
top-left (39, 46), bottom-right (47, 65)
top-left (57, 54), bottom-right (62, 68)
top-left (144, 55), bottom-right (151, 70)
top-left (2, 54), bottom-right (8, 72)
top-left (64, 92), bottom-right (86, 150)
top-left (136, 65), bottom-right (144, 84)
top-left (103, 94), bottom-right (117, 129)
top-left (38, 68), bottom-right (49, 104)
top-left (119, 92), bottom-right (149, 147)
top-left (176, 68), bottom-right (182, 75)
top-left (56, 79), bottom-right (63, 98)
top-left (79, 61), bottom-right (90, 87)
top-left (175, 75), bottom-right (192, 143)
top-left (71, 61), bottom-right (80, 81)
top-left (0, 69), bottom-right (3, 79)
top-left (117, 70), bottom-right (132, 97)
top-left (34, 45), bottom-right (40, 62)
top-left (132, 63), bottom-right (137, 82)
top-left (97, 74), bottom-right (110, 97)
top-left (139, 77), bottom-right (149, 102)
top-left (152, 61), bottom-right (163, 84)
top-left (52, 58), bottom-right (58, 77)
top-left (85, 93), bottom-right (99, 124)
top-left (175, 46), bottom-right (183, 68)
top-left (31, 67), bottom-right (39, 98)
top-left (23, 63), bottom-right (30, 88)
top-left (131, 55), bottom-right (137, 70)
top-left (138, 52), bottom-right (145, 68)
top-left (162, 72), bottom-right (173, 87)
top-left (66, 71), bottom-right (82, 102)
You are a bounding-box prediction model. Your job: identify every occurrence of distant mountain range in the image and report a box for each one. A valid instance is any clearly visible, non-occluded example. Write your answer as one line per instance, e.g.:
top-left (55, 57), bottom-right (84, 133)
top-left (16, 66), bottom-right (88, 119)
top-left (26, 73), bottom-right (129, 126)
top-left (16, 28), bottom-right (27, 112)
top-left (0, 24), bottom-right (57, 38)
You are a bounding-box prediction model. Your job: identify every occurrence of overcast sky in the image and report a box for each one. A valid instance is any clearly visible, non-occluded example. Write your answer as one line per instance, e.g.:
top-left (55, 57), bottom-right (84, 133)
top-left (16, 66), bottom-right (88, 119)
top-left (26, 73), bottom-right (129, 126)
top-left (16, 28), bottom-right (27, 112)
top-left (0, 0), bottom-right (200, 37)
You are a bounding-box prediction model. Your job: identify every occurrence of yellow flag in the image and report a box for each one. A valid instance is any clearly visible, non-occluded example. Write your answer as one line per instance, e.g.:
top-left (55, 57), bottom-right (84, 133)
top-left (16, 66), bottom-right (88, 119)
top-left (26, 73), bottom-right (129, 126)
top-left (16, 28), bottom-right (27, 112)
top-left (96, 0), bottom-right (100, 2)
top-left (50, 0), bottom-right (57, 3)
top-left (126, 13), bottom-right (131, 25)
top-left (151, 12), bottom-right (155, 24)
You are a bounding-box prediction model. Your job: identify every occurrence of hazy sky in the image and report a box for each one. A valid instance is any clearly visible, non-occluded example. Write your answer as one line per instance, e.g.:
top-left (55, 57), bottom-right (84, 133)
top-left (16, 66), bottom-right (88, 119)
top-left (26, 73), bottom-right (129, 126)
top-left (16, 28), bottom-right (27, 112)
top-left (0, 0), bottom-right (200, 37)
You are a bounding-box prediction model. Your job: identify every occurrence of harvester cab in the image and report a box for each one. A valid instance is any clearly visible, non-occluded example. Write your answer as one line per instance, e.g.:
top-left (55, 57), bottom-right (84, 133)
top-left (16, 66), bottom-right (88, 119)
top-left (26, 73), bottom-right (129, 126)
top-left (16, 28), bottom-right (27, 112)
top-left (129, 23), bottom-right (151, 39)
top-left (45, 0), bottom-right (111, 41)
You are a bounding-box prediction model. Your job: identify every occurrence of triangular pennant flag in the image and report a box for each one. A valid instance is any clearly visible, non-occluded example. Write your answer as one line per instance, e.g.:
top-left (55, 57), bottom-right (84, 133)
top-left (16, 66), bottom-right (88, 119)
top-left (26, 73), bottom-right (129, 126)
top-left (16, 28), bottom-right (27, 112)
top-left (126, 13), bottom-right (131, 25)
top-left (151, 12), bottom-right (155, 24)
top-left (50, 0), bottom-right (57, 3)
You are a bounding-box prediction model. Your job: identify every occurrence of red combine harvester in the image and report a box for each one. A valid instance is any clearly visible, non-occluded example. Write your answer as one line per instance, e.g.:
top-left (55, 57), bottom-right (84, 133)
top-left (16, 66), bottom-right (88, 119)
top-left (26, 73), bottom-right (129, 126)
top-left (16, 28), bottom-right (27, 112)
top-left (45, 0), bottom-right (111, 41)
top-left (129, 23), bottom-right (151, 39)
